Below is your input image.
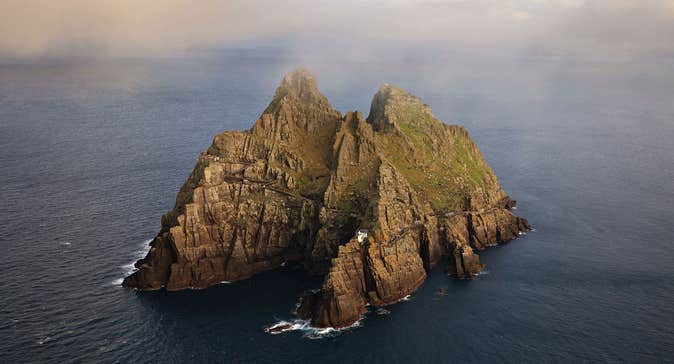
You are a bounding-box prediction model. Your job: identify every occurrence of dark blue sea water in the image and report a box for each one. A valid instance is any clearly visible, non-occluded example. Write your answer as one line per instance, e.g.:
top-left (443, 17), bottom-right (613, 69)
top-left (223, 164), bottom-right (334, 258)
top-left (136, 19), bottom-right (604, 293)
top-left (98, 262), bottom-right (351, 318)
top-left (1, 53), bottom-right (673, 363)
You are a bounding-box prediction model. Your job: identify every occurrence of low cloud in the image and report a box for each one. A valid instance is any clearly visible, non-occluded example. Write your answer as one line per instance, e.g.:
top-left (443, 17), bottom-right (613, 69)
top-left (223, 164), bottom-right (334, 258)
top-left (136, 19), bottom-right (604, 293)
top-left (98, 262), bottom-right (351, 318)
top-left (0, 0), bottom-right (672, 60)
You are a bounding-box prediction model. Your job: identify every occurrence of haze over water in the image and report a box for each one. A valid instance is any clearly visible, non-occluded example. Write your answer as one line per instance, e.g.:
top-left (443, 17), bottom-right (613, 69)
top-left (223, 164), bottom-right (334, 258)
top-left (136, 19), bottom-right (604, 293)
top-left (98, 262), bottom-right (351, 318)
top-left (1, 49), bottom-right (673, 362)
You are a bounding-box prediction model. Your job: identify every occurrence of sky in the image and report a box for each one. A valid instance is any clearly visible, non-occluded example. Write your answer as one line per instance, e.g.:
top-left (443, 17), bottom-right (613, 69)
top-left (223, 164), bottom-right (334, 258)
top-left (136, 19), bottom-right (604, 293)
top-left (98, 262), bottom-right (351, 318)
top-left (1, 0), bottom-right (673, 60)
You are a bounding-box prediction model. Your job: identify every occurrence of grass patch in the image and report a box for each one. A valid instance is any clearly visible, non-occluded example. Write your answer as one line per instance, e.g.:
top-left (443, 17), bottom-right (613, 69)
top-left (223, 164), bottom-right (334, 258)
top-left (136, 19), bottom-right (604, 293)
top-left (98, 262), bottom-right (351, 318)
top-left (378, 102), bottom-right (496, 212)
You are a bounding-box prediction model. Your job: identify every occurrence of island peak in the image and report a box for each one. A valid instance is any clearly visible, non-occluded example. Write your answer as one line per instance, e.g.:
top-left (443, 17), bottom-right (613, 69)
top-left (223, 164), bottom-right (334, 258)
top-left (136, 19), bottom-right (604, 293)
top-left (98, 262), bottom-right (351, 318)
top-left (367, 82), bottom-right (432, 131)
top-left (123, 69), bottom-right (530, 329)
top-left (272, 68), bottom-right (329, 105)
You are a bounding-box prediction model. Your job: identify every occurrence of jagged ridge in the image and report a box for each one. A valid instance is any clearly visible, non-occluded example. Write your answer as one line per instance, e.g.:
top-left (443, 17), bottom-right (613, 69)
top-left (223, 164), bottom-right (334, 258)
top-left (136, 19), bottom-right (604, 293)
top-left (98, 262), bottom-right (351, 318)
top-left (123, 69), bottom-right (530, 329)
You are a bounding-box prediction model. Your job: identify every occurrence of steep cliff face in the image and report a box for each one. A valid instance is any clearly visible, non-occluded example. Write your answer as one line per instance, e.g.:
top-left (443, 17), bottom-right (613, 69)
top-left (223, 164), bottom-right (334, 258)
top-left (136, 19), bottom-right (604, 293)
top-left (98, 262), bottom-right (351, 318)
top-left (123, 69), bottom-right (341, 290)
top-left (123, 69), bottom-right (530, 328)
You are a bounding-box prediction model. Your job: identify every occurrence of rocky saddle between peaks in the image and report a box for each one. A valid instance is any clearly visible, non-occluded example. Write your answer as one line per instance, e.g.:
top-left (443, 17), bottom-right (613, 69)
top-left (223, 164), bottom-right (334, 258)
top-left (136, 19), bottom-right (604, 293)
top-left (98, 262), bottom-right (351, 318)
top-left (122, 68), bottom-right (530, 328)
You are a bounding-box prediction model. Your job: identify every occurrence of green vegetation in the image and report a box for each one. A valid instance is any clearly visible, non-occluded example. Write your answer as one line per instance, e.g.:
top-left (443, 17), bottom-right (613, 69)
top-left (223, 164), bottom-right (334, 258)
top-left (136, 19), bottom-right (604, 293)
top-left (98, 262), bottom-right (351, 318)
top-left (298, 174), bottom-right (330, 199)
top-left (337, 199), bottom-right (354, 211)
top-left (378, 100), bottom-right (495, 212)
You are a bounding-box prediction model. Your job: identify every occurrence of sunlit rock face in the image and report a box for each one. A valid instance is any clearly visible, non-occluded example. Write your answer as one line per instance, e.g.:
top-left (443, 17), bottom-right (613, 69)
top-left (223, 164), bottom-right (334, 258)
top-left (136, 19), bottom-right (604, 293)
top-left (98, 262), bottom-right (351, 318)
top-left (123, 69), bottom-right (530, 328)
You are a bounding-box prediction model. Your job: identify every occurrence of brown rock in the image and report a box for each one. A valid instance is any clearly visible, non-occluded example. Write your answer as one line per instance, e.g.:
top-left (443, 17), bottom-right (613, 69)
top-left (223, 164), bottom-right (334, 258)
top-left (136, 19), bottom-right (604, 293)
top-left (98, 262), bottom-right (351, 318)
top-left (123, 69), bottom-right (531, 329)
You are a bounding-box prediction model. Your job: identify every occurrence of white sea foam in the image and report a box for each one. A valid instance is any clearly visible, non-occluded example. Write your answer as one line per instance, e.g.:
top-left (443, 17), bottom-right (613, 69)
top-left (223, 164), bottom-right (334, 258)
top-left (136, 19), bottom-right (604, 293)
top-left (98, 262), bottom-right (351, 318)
top-left (113, 238), bottom-right (153, 286)
top-left (37, 336), bottom-right (53, 345)
top-left (264, 320), bottom-right (310, 334)
top-left (306, 318), bottom-right (363, 339)
top-left (375, 308), bottom-right (391, 315)
top-left (264, 317), bottom-right (364, 339)
top-left (398, 294), bottom-right (412, 302)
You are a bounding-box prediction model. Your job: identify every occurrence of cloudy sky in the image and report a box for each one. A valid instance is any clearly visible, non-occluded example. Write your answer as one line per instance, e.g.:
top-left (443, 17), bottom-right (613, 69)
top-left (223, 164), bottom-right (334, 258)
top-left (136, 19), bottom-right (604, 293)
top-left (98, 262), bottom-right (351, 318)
top-left (1, 0), bottom-right (672, 59)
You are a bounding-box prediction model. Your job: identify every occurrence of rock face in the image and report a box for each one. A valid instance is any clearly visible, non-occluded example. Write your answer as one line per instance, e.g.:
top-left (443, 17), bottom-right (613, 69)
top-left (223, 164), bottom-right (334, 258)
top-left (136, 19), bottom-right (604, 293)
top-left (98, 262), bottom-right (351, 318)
top-left (123, 69), bottom-right (530, 328)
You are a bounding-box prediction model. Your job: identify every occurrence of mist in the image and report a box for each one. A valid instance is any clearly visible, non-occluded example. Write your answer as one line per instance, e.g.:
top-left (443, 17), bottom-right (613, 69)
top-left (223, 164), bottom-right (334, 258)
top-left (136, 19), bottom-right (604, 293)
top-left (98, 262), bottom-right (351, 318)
top-left (1, 0), bottom-right (673, 62)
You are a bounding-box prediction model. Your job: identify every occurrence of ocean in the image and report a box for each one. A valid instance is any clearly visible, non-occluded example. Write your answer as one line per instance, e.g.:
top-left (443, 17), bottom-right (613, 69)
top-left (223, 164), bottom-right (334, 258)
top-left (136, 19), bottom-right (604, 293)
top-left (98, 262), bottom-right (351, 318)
top-left (1, 52), bottom-right (673, 363)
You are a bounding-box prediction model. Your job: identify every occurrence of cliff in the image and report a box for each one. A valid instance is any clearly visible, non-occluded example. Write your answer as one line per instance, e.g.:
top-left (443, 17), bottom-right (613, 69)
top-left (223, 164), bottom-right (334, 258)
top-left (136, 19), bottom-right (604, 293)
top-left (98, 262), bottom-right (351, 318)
top-left (123, 69), bottom-right (530, 328)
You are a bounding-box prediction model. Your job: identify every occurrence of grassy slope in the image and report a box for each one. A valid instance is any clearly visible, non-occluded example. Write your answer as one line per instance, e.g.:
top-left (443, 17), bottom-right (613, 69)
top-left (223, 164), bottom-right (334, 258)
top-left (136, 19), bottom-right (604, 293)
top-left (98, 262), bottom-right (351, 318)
top-left (375, 93), bottom-right (499, 212)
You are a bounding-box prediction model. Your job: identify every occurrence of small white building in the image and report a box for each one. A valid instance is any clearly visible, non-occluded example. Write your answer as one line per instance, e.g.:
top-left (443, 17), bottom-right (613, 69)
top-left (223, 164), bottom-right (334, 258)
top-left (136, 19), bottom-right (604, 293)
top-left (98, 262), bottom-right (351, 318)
top-left (356, 229), bottom-right (369, 243)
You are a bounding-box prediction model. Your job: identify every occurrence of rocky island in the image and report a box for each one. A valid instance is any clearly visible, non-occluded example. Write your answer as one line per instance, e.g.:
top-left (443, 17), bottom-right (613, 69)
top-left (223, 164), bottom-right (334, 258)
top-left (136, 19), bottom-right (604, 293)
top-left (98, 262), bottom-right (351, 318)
top-left (123, 69), bottom-right (530, 329)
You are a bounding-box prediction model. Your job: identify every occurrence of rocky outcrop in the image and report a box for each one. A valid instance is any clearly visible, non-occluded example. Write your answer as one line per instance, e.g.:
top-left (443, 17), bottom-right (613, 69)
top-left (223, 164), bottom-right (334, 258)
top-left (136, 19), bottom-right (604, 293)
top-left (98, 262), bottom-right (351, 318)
top-left (123, 69), bottom-right (530, 328)
top-left (123, 69), bottom-right (340, 290)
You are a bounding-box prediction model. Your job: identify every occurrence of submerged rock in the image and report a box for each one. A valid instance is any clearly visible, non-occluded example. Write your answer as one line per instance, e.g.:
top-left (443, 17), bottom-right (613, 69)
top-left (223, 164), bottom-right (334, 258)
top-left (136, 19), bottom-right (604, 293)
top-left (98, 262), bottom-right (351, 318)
top-left (123, 68), bottom-right (530, 328)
